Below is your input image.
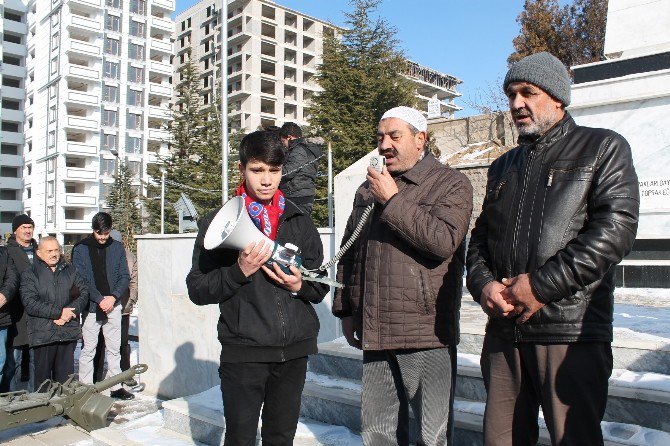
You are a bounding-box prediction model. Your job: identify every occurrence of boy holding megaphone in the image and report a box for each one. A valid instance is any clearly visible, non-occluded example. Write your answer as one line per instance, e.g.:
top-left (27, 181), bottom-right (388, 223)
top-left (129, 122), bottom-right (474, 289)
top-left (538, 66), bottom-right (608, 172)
top-left (186, 130), bottom-right (328, 446)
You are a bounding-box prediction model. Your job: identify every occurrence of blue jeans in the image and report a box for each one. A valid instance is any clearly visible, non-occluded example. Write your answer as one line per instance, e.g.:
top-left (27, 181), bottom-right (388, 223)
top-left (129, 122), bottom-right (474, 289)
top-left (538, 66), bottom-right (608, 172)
top-left (0, 327), bottom-right (7, 387)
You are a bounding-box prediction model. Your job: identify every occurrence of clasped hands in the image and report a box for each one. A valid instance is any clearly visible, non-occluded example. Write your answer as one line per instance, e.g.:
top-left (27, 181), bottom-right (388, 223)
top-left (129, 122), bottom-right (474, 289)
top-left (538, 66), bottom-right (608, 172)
top-left (480, 273), bottom-right (545, 324)
top-left (53, 307), bottom-right (77, 326)
top-left (238, 240), bottom-right (302, 293)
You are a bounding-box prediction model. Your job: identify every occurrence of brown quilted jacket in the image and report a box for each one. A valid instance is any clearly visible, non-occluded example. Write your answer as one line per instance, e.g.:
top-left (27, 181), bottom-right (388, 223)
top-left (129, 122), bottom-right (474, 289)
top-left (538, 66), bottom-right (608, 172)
top-left (333, 154), bottom-right (473, 350)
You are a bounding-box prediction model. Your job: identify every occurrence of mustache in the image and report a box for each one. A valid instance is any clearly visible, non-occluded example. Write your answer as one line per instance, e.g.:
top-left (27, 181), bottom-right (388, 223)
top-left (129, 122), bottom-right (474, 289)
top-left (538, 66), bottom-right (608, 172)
top-left (379, 149), bottom-right (398, 157)
top-left (512, 109), bottom-right (531, 119)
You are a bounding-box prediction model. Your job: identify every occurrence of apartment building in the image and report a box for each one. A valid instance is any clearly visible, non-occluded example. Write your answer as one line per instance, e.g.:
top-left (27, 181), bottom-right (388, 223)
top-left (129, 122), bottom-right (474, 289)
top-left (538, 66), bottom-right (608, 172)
top-left (174, 0), bottom-right (336, 132)
top-left (20, 0), bottom-right (174, 244)
top-left (0, 0), bottom-right (28, 236)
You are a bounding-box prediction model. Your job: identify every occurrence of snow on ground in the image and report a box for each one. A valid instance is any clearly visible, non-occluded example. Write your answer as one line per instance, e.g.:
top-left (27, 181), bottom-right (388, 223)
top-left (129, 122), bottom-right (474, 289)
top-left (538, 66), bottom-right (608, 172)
top-left (613, 304), bottom-right (670, 339)
top-left (306, 371), bottom-right (361, 392)
top-left (610, 369), bottom-right (670, 393)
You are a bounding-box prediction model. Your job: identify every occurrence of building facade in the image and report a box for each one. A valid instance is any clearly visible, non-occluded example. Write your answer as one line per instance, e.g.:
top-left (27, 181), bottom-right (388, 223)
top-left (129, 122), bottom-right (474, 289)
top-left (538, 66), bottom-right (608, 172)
top-left (0, 0), bottom-right (28, 236)
top-left (18, 0), bottom-right (174, 244)
top-left (174, 0), bottom-right (336, 132)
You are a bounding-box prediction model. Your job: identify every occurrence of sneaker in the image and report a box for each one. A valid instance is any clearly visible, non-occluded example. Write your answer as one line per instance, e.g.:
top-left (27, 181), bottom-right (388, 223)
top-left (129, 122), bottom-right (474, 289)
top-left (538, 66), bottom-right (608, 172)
top-left (124, 378), bottom-right (138, 387)
top-left (110, 388), bottom-right (135, 400)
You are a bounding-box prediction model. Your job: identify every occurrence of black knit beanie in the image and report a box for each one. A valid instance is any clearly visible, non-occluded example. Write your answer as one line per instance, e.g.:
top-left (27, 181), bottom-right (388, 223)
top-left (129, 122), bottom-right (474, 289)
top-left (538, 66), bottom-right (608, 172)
top-left (503, 52), bottom-right (571, 106)
top-left (12, 214), bottom-right (35, 233)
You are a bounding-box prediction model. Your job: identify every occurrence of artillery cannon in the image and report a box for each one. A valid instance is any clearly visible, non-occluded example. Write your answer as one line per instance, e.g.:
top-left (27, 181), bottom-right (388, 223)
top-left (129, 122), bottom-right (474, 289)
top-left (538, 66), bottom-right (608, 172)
top-left (0, 363), bottom-right (148, 432)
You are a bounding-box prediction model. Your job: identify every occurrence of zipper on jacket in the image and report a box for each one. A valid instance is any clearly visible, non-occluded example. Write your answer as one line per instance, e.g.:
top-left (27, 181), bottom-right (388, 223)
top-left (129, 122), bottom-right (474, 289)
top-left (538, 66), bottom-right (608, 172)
top-left (511, 148), bottom-right (536, 274)
top-left (493, 180), bottom-right (507, 200)
top-left (275, 218), bottom-right (289, 361)
top-left (547, 165), bottom-right (593, 187)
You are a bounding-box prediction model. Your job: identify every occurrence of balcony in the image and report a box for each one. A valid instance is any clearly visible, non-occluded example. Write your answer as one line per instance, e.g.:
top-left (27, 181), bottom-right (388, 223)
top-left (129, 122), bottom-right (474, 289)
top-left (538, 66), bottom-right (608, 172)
top-left (149, 83), bottom-right (172, 97)
top-left (150, 16), bottom-right (174, 33)
top-left (1, 86), bottom-right (26, 101)
top-left (0, 132), bottom-right (24, 145)
top-left (149, 60), bottom-right (172, 76)
top-left (67, 64), bottom-right (100, 81)
top-left (68, 14), bottom-right (102, 34)
top-left (65, 193), bottom-right (97, 206)
top-left (152, 0), bottom-right (175, 12)
top-left (65, 91), bottom-right (99, 107)
top-left (1, 109), bottom-right (24, 122)
top-left (65, 220), bottom-right (93, 231)
top-left (0, 178), bottom-right (22, 190)
top-left (65, 116), bottom-right (99, 131)
top-left (150, 38), bottom-right (172, 54)
top-left (66, 141), bottom-right (98, 156)
top-left (3, 18), bottom-right (28, 35)
top-left (69, 0), bottom-right (102, 9)
top-left (148, 106), bottom-right (171, 120)
top-left (0, 200), bottom-right (22, 213)
top-left (148, 129), bottom-right (171, 142)
top-left (65, 167), bottom-right (98, 181)
top-left (1, 64), bottom-right (26, 78)
top-left (2, 41), bottom-right (27, 58)
top-left (67, 40), bottom-right (102, 58)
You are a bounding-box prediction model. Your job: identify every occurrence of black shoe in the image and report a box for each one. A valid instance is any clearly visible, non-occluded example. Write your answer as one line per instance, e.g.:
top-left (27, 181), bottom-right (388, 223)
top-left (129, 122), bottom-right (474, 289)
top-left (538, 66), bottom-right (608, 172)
top-left (123, 378), bottom-right (138, 387)
top-left (110, 388), bottom-right (135, 400)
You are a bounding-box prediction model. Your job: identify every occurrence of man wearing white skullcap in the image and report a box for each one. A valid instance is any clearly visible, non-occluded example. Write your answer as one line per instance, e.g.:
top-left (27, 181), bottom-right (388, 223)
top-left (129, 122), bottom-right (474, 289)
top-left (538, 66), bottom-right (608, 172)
top-left (333, 106), bottom-right (473, 445)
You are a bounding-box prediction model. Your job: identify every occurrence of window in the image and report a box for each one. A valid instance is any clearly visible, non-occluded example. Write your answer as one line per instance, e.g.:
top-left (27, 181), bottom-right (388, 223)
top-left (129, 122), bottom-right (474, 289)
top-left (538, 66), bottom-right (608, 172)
top-left (130, 0), bottom-right (147, 15)
top-left (52, 12), bottom-right (60, 27)
top-left (47, 158), bottom-right (56, 173)
top-left (1, 212), bottom-right (19, 224)
top-left (128, 66), bottom-right (144, 83)
top-left (126, 136), bottom-right (142, 154)
top-left (126, 159), bottom-right (142, 179)
top-left (104, 38), bottom-right (120, 56)
top-left (101, 109), bottom-right (118, 127)
top-left (48, 181), bottom-right (55, 198)
top-left (100, 158), bottom-right (117, 176)
top-left (2, 77), bottom-right (21, 87)
top-left (103, 84), bottom-right (118, 103)
top-left (129, 21), bottom-right (145, 38)
top-left (101, 133), bottom-right (117, 151)
top-left (1, 144), bottom-right (19, 155)
top-left (50, 85), bottom-right (57, 99)
top-left (106, 0), bottom-right (122, 8)
top-left (3, 33), bottom-right (22, 44)
top-left (126, 113), bottom-right (142, 130)
top-left (127, 88), bottom-right (143, 107)
top-left (128, 43), bottom-right (145, 61)
top-left (48, 131), bottom-right (56, 148)
top-left (51, 32), bottom-right (59, 50)
top-left (0, 167), bottom-right (20, 178)
top-left (105, 14), bottom-right (121, 32)
top-left (47, 206), bottom-right (54, 223)
top-left (51, 57), bottom-right (58, 75)
top-left (103, 60), bottom-right (120, 79)
top-left (1, 122), bottom-right (20, 132)
top-left (27, 188), bottom-right (31, 199)
top-left (0, 190), bottom-right (18, 200)
top-left (49, 106), bottom-right (57, 123)
top-left (100, 182), bottom-right (112, 201)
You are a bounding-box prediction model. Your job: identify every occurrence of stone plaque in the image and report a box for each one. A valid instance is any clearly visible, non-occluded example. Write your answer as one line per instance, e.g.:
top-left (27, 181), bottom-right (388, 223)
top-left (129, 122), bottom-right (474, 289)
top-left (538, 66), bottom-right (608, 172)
top-left (639, 177), bottom-right (670, 210)
top-left (427, 98), bottom-right (441, 119)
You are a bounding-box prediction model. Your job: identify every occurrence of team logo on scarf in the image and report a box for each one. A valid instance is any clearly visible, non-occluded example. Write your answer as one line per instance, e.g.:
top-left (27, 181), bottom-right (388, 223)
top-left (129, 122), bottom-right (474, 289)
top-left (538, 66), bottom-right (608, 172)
top-left (236, 182), bottom-right (285, 240)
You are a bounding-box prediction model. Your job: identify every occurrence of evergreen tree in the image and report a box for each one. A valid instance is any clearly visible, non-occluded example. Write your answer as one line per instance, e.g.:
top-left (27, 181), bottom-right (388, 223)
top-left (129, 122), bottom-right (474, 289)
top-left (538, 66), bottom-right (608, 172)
top-left (107, 162), bottom-right (141, 250)
top-left (309, 0), bottom-right (416, 226)
top-left (509, 0), bottom-right (607, 68)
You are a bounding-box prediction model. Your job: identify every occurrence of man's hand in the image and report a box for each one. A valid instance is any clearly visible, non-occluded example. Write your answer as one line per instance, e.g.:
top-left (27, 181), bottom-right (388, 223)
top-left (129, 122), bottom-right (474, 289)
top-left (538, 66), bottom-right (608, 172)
top-left (480, 280), bottom-right (515, 318)
top-left (0, 293), bottom-right (6, 310)
top-left (366, 166), bottom-right (398, 205)
top-left (53, 318), bottom-right (66, 326)
top-left (60, 307), bottom-right (77, 322)
top-left (261, 263), bottom-right (303, 293)
top-left (501, 274), bottom-right (545, 324)
top-left (238, 241), bottom-right (273, 277)
top-left (99, 296), bottom-right (116, 313)
top-left (341, 316), bottom-right (362, 350)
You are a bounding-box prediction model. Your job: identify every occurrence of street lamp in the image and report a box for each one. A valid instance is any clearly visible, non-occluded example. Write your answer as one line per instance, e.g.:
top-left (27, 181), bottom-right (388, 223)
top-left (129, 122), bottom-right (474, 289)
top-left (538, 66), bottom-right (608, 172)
top-left (220, 1), bottom-right (229, 204)
top-left (160, 166), bottom-right (166, 234)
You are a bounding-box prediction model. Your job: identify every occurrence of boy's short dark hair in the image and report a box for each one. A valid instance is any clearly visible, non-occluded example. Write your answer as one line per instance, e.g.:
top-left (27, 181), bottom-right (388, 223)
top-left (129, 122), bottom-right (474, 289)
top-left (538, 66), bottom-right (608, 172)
top-left (239, 131), bottom-right (285, 166)
top-left (279, 122), bottom-right (302, 139)
top-left (92, 212), bottom-right (113, 232)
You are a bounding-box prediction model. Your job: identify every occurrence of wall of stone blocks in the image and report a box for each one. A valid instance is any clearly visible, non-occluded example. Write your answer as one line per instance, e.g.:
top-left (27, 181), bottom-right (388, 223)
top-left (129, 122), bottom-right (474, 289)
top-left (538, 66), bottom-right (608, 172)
top-left (456, 165), bottom-right (490, 235)
top-left (429, 111), bottom-right (517, 156)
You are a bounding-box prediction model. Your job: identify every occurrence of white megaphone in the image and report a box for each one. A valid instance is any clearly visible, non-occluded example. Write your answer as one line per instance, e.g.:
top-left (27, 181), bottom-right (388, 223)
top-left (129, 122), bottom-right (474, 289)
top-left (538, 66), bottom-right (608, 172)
top-left (204, 196), bottom-right (302, 274)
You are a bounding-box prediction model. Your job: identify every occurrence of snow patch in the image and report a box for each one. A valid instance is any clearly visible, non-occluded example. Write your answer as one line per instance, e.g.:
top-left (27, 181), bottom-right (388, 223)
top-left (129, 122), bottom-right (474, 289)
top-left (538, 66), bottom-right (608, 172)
top-left (306, 372), bottom-right (361, 392)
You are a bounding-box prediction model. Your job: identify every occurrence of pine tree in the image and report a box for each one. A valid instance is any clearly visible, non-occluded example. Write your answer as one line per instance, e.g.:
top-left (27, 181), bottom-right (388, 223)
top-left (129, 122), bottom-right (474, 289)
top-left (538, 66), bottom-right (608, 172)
top-left (107, 162), bottom-right (141, 250)
top-left (509, 0), bottom-right (607, 68)
top-left (308, 0), bottom-right (416, 226)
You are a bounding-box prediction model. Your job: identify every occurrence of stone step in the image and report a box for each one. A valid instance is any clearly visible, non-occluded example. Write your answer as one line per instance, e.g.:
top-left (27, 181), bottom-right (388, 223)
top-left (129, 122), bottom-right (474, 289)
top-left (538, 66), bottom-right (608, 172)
top-left (310, 342), bottom-right (670, 433)
top-left (301, 375), bottom-right (670, 446)
top-left (159, 386), bottom-right (363, 445)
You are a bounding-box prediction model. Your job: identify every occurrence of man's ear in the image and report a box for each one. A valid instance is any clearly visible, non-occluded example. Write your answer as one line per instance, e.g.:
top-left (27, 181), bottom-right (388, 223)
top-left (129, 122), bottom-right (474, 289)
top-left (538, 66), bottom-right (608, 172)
top-left (416, 131), bottom-right (426, 151)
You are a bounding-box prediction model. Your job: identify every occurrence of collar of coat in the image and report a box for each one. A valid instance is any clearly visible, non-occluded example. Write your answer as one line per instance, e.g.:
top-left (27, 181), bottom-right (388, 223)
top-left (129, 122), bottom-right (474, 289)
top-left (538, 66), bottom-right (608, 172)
top-left (33, 255), bottom-right (69, 274)
top-left (394, 152), bottom-right (438, 185)
top-left (7, 235), bottom-right (38, 250)
top-left (517, 112), bottom-right (576, 148)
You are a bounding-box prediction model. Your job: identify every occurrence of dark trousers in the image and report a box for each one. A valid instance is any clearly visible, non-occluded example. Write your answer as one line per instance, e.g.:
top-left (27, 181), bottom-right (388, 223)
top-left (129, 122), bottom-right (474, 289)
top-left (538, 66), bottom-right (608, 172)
top-left (480, 333), bottom-right (613, 446)
top-left (93, 314), bottom-right (131, 382)
top-left (33, 340), bottom-right (77, 387)
top-left (219, 357), bottom-right (308, 446)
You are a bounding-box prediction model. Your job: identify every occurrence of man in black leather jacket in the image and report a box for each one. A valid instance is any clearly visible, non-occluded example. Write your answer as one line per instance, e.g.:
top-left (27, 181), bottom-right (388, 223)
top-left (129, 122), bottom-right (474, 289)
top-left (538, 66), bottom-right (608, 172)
top-left (278, 122), bottom-right (322, 215)
top-left (467, 52), bottom-right (640, 446)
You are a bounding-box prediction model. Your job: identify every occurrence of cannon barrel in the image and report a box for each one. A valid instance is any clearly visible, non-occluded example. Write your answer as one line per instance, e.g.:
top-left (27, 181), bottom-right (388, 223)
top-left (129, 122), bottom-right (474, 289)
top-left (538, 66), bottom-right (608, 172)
top-left (93, 364), bottom-right (147, 392)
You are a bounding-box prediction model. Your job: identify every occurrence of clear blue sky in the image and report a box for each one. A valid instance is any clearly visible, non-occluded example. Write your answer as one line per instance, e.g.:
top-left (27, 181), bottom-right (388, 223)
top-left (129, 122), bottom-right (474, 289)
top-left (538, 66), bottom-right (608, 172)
top-left (175, 0), bottom-right (527, 117)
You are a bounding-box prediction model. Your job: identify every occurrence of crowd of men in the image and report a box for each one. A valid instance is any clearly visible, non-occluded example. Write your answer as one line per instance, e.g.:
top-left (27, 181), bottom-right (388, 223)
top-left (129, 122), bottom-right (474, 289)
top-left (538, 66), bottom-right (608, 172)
top-left (0, 212), bottom-right (138, 400)
top-left (188, 51), bottom-right (639, 446)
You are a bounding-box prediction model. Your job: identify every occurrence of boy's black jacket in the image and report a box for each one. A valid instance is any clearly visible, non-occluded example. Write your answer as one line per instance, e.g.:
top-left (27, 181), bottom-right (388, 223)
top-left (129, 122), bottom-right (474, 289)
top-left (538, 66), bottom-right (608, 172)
top-left (186, 199), bottom-right (328, 363)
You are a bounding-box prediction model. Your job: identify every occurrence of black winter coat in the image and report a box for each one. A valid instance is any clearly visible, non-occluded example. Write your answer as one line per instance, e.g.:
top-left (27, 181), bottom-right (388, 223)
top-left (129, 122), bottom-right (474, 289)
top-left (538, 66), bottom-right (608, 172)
top-left (467, 113), bottom-right (640, 343)
top-left (279, 138), bottom-right (321, 201)
top-left (186, 200), bottom-right (328, 363)
top-left (20, 257), bottom-right (89, 347)
top-left (6, 236), bottom-right (37, 346)
top-left (0, 247), bottom-right (19, 328)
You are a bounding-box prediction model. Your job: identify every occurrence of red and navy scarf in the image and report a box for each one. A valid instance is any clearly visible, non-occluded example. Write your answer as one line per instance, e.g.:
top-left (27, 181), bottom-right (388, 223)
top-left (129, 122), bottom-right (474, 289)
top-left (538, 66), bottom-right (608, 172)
top-left (236, 182), bottom-right (285, 241)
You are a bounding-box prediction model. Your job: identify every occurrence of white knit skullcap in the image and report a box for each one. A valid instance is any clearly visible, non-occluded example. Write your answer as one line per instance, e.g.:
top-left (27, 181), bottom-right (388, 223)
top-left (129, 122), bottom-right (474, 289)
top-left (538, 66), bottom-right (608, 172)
top-left (380, 106), bottom-right (427, 132)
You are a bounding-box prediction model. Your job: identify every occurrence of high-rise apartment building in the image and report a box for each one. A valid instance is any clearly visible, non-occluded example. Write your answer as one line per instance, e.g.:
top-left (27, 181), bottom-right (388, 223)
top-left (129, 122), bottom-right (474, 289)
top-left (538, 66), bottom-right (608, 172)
top-left (174, 0), bottom-right (336, 132)
top-left (174, 1), bottom-right (462, 133)
top-left (19, 0), bottom-right (174, 244)
top-left (0, 0), bottom-right (29, 236)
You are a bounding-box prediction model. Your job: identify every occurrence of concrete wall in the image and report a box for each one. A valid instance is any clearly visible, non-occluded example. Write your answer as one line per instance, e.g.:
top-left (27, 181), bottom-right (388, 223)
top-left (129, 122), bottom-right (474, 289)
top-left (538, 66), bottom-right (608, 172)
top-left (136, 228), bottom-right (338, 399)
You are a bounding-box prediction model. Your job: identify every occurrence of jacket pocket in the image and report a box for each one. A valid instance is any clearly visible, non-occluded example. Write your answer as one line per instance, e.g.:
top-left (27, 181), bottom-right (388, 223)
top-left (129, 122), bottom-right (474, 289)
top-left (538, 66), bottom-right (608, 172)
top-left (419, 270), bottom-right (436, 315)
